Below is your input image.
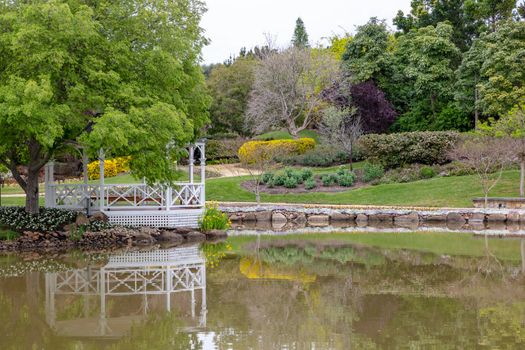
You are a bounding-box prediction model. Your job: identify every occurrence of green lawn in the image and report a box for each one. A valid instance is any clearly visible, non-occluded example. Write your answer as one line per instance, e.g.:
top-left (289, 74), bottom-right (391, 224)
top-left (0, 196), bottom-right (43, 206)
top-left (227, 232), bottom-right (523, 262)
top-left (254, 129), bottom-right (320, 142)
top-left (3, 168), bottom-right (521, 208)
top-left (207, 170), bottom-right (521, 207)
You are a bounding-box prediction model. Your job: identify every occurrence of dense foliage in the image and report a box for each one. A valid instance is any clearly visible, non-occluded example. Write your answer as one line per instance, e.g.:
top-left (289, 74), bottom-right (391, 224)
top-left (206, 57), bottom-right (255, 135)
top-left (203, 3), bottom-right (524, 141)
top-left (0, 0), bottom-right (210, 213)
top-left (359, 131), bottom-right (460, 168)
top-left (0, 207), bottom-right (77, 232)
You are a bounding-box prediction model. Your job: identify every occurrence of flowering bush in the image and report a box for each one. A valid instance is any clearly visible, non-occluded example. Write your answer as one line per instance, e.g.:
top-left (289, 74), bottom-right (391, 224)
top-left (199, 202), bottom-right (231, 232)
top-left (87, 157), bottom-right (130, 180)
top-left (0, 207), bottom-right (78, 232)
top-left (238, 138), bottom-right (315, 164)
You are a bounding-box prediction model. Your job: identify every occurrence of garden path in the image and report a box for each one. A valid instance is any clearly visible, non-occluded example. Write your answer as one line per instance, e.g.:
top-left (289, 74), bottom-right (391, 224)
top-left (207, 163), bottom-right (260, 177)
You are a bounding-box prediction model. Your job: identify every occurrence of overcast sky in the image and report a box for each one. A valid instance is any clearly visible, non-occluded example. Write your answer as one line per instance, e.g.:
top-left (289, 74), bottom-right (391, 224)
top-left (200, 0), bottom-right (412, 64)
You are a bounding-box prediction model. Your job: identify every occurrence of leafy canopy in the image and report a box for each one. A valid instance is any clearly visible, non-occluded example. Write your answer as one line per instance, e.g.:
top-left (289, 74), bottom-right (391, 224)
top-left (0, 0), bottom-right (210, 188)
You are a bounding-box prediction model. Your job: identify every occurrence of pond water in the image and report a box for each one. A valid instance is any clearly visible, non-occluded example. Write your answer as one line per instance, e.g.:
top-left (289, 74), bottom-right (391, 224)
top-left (1, 232), bottom-right (525, 349)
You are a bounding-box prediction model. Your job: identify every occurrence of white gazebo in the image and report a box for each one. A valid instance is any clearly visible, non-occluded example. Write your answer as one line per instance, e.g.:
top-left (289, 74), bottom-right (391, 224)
top-left (45, 246), bottom-right (207, 338)
top-left (44, 141), bottom-right (206, 228)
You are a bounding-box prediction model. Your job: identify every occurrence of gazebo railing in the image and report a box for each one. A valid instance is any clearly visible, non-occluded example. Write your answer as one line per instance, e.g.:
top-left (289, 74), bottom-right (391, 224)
top-left (47, 183), bottom-right (101, 210)
top-left (47, 183), bottom-right (205, 211)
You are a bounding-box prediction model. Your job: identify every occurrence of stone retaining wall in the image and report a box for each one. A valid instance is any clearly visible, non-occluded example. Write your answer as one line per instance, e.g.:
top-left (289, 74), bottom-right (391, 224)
top-left (222, 206), bottom-right (525, 231)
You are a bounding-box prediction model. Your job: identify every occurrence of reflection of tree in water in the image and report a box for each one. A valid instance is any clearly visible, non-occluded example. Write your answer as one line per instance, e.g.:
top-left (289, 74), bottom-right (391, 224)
top-left (205, 238), bottom-right (525, 348)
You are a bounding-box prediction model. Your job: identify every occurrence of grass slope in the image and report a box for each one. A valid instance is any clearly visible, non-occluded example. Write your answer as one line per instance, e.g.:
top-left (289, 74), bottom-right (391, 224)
top-left (207, 170), bottom-right (521, 207)
top-left (254, 129), bottom-right (320, 142)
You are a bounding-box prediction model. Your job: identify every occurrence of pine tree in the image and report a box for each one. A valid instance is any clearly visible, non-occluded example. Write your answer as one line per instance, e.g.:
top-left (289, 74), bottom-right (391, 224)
top-left (292, 17), bottom-right (309, 48)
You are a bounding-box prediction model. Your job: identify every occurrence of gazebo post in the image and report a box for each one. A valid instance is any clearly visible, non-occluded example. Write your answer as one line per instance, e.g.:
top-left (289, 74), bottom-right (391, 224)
top-left (82, 148), bottom-right (90, 214)
top-left (188, 145), bottom-right (195, 184)
top-left (199, 142), bottom-right (206, 205)
top-left (99, 149), bottom-right (105, 212)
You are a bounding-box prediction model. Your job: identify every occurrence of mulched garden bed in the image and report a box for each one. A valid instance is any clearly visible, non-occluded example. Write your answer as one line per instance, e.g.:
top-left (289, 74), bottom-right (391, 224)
top-left (241, 179), bottom-right (369, 194)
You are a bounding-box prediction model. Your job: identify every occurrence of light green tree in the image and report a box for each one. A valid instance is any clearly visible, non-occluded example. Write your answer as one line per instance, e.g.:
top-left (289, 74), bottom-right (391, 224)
top-left (342, 17), bottom-right (391, 83)
top-left (292, 17), bottom-right (310, 48)
top-left (395, 23), bottom-right (461, 122)
top-left (478, 20), bottom-right (525, 117)
top-left (0, 0), bottom-right (210, 214)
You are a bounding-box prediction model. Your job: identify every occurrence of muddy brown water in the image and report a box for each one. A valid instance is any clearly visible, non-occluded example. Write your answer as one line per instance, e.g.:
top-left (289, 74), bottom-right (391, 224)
top-left (1, 232), bottom-right (524, 349)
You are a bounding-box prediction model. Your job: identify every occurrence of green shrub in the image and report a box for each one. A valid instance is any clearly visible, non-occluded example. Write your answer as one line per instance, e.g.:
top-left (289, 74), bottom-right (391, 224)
top-left (283, 176), bottom-right (298, 188)
top-left (277, 145), bottom-right (350, 167)
top-left (379, 164), bottom-right (440, 184)
top-left (273, 174), bottom-right (287, 186)
top-left (0, 207), bottom-right (78, 233)
top-left (199, 203), bottom-right (231, 232)
top-left (359, 131), bottom-right (460, 168)
top-left (337, 172), bottom-right (356, 187)
top-left (266, 178), bottom-right (275, 188)
top-left (305, 178), bottom-right (316, 190)
top-left (262, 172), bottom-right (274, 184)
top-left (301, 168), bottom-right (313, 180)
top-left (441, 161), bottom-right (476, 176)
top-left (420, 166), bottom-right (436, 179)
top-left (322, 174), bottom-right (338, 187)
top-left (362, 162), bottom-right (385, 182)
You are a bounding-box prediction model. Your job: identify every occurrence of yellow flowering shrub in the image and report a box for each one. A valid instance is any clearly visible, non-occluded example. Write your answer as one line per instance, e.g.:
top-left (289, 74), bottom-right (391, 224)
top-left (198, 202), bottom-right (231, 232)
top-left (114, 156), bottom-right (131, 173)
top-left (87, 160), bottom-right (116, 180)
top-left (238, 138), bottom-right (315, 164)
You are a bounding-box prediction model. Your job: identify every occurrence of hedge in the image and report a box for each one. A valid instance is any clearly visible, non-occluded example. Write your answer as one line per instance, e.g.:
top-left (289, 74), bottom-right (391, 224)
top-left (206, 138), bottom-right (246, 161)
top-left (359, 131), bottom-right (460, 168)
top-left (238, 138), bottom-right (316, 164)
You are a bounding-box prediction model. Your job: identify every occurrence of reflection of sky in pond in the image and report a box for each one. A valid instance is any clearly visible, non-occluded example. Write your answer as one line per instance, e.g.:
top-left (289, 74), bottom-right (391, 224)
top-left (0, 234), bottom-right (525, 349)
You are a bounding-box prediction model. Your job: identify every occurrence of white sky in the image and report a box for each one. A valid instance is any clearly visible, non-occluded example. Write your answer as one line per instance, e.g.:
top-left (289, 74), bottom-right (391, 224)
top-left (200, 0), bottom-right (412, 64)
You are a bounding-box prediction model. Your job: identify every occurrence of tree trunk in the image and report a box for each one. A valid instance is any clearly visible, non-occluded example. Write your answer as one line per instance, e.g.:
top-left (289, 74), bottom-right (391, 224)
top-left (520, 155), bottom-right (525, 197)
top-left (25, 170), bottom-right (40, 215)
top-left (348, 150), bottom-right (353, 171)
top-left (430, 94), bottom-right (437, 119)
top-left (255, 182), bottom-right (261, 207)
top-left (474, 85), bottom-right (479, 130)
top-left (289, 128), bottom-right (299, 139)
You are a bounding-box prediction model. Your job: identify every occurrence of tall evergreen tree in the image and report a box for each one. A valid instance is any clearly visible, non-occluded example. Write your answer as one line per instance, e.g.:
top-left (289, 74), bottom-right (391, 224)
top-left (292, 17), bottom-right (310, 48)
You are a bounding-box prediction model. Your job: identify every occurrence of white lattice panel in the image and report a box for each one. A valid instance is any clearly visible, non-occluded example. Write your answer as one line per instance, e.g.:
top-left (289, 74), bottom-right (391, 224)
top-left (108, 246), bottom-right (202, 265)
top-left (104, 209), bottom-right (203, 228)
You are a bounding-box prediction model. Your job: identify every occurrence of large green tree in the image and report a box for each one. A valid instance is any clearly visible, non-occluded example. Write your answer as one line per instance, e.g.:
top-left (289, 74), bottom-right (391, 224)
top-left (392, 23), bottom-right (463, 130)
top-left (206, 57), bottom-right (256, 136)
top-left (455, 37), bottom-right (486, 129)
top-left (0, 0), bottom-right (210, 214)
top-left (478, 20), bottom-right (525, 116)
top-left (394, 0), bottom-right (518, 50)
top-left (342, 18), bottom-right (391, 84)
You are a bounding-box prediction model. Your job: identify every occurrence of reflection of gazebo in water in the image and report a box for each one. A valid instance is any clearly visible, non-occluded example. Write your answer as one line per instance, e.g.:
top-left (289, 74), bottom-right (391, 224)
top-left (44, 246), bottom-right (206, 338)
